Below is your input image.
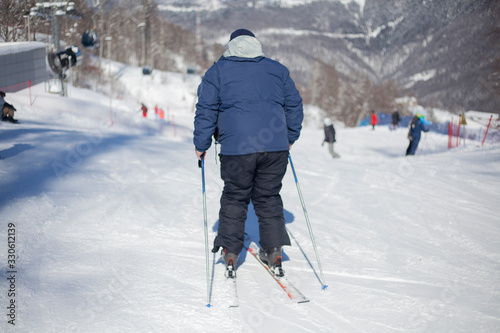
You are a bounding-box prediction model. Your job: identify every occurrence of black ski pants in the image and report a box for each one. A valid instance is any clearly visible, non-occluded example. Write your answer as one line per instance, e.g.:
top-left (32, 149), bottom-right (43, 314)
top-left (213, 151), bottom-right (291, 255)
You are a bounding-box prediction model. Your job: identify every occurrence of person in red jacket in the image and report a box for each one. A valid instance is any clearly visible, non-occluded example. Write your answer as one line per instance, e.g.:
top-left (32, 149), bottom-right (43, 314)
top-left (370, 110), bottom-right (378, 130)
top-left (154, 105), bottom-right (160, 120)
top-left (141, 103), bottom-right (148, 118)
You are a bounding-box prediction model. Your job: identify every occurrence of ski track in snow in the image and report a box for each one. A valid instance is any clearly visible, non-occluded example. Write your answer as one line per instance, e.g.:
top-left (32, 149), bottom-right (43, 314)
top-left (1, 69), bottom-right (499, 332)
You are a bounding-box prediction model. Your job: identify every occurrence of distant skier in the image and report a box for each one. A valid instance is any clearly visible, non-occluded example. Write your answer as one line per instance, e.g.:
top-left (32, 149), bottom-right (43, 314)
top-left (323, 118), bottom-right (340, 158)
top-left (0, 91), bottom-right (18, 123)
top-left (154, 105), bottom-right (160, 120)
top-left (141, 103), bottom-right (148, 118)
top-left (406, 113), bottom-right (429, 155)
top-left (391, 108), bottom-right (401, 130)
top-left (370, 110), bottom-right (378, 130)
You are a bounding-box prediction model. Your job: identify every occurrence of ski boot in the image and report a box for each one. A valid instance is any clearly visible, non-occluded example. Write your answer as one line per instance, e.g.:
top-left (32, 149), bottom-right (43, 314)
top-left (223, 249), bottom-right (238, 279)
top-left (259, 246), bottom-right (284, 277)
top-left (2, 115), bottom-right (18, 123)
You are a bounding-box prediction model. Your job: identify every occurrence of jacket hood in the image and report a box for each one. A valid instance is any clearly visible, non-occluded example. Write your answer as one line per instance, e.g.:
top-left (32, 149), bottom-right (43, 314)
top-left (223, 35), bottom-right (265, 58)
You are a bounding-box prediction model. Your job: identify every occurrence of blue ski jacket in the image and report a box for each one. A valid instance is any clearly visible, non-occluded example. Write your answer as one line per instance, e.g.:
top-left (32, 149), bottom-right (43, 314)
top-left (409, 117), bottom-right (428, 140)
top-left (193, 38), bottom-right (303, 155)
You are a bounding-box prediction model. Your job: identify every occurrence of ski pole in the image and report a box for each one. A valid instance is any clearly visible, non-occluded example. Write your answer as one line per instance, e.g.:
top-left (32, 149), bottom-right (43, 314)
top-left (418, 132), bottom-right (428, 155)
top-left (199, 157), bottom-right (212, 307)
top-left (288, 154), bottom-right (327, 290)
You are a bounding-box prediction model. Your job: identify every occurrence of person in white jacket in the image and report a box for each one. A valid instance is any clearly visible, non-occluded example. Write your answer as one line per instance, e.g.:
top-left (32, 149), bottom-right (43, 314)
top-left (323, 118), bottom-right (340, 158)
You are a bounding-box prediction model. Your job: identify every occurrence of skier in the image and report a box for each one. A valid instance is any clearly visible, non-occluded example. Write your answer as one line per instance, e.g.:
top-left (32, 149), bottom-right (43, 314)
top-left (370, 110), bottom-right (378, 130)
top-left (141, 103), bottom-right (148, 118)
top-left (323, 118), bottom-right (340, 158)
top-left (391, 108), bottom-right (401, 130)
top-left (0, 91), bottom-right (18, 123)
top-left (193, 28), bottom-right (304, 276)
top-left (154, 105), bottom-right (160, 120)
top-left (406, 113), bottom-right (429, 155)
top-left (0, 91), bottom-right (5, 110)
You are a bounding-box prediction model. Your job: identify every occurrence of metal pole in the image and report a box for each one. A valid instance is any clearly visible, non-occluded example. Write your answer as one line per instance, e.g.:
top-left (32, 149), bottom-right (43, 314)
top-left (200, 158), bottom-right (212, 307)
top-left (53, 16), bottom-right (61, 51)
top-left (138, 22), bottom-right (146, 67)
top-left (288, 154), bottom-right (327, 290)
top-left (24, 15), bottom-right (31, 41)
top-left (105, 36), bottom-right (114, 125)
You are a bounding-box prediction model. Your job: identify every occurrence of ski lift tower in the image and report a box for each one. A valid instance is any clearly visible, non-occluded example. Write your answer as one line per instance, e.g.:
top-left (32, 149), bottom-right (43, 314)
top-left (30, 2), bottom-right (82, 52)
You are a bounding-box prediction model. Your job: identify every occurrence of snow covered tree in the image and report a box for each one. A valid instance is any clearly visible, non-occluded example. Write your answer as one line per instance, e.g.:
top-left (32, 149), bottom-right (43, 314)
top-left (0, 0), bottom-right (36, 42)
top-left (339, 72), bottom-right (373, 127)
top-left (371, 80), bottom-right (402, 114)
top-left (311, 60), bottom-right (341, 119)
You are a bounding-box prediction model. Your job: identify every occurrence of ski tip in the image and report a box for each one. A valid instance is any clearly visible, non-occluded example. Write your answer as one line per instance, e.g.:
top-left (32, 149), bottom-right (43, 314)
top-left (322, 285), bottom-right (328, 290)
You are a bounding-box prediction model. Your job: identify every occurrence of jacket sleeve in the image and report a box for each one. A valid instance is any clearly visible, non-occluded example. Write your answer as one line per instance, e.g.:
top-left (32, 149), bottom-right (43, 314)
top-left (283, 71), bottom-right (304, 144)
top-left (193, 65), bottom-right (220, 152)
top-left (417, 120), bottom-right (429, 133)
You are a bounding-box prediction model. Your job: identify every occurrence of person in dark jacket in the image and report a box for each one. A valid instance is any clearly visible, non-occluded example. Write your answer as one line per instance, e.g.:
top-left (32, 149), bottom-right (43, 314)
top-left (323, 118), bottom-right (340, 158)
top-left (391, 108), bottom-right (401, 130)
top-left (406, 114), bottom-right (428, 155)
top-left (1, 91), bottom-right (18, 123)
top-left (193, 28), bottom-right (304, 276)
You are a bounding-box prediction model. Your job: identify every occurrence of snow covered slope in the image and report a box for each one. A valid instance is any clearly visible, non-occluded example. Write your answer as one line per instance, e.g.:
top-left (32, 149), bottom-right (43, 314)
top-left (156, 0), bottom-right (365, 11)
top-left (1, 67), bottom-right (499, 332)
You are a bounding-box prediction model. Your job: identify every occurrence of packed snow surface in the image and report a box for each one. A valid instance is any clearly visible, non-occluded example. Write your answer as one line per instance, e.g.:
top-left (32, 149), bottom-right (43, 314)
top-left (0, 42), bottom-right (45, 55)
top-left (1, 65), bottom-right (499, 333)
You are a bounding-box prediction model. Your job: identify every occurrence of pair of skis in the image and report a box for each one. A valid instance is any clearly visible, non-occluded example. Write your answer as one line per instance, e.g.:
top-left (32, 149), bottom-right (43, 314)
top-left (224, 241), bottom-right (309, 308)
top-left (200, 155), bottom-right (326, 308)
